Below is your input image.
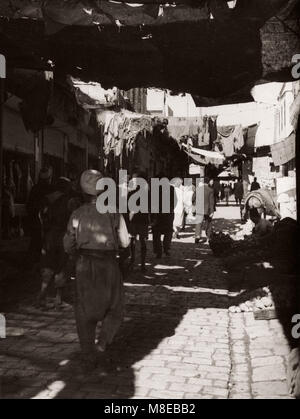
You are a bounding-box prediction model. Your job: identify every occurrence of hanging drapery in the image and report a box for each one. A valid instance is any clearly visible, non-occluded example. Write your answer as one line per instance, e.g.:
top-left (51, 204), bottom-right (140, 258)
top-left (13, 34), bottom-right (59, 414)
top-left (68, 77), bottom-right (118, 109)
top-left (0, 1), bottom-right (298, 106)
top-left (242, 124), bottom-right (258, 156)
top-left (0, 0), bottom-right (289, 24)
top-left (95, 109), bottom-right (187, 177)
top-left (167, 117), bottom-right (204, 142)
top-left (182, 143), bottom-right (225, 166)
top-left (218, 126), bottom-right (235, 137)
top-left (39, 0), bottom-right (209, 34)
top-left (217, 124), bottom-right (244, 157)
top-left (270, 132), bottom-right (296, 166)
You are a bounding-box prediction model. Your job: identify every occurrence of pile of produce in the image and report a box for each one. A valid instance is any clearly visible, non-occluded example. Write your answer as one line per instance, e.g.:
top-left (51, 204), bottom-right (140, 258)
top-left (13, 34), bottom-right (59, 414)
top-left (229, 287), bottom-right (274, 313)
top-left (208, 232), bottom-right (235, 257)
top-left (209, 231), bottom-right (263, 258)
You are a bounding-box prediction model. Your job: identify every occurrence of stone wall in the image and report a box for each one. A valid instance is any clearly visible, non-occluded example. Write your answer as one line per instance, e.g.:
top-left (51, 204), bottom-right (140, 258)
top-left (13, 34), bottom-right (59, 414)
top-left (261, 18), bottom-right (300, 77)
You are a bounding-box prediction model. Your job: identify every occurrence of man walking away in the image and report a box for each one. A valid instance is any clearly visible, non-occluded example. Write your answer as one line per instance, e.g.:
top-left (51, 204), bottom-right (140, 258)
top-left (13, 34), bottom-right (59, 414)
top-left (224, 184), bottom-right (231, 206)
top-left (250, 177), bottom-right (261, 192)
top-left (234, 178), bottom-right (244, 206)
top-left (151, 174), bottom-right (175, 258)
top-left (128, 172), bottom-right (150, 272)
top-left (64, 170), bottom-right (130, 368)
top-left (194, 177), bottom-right (215, 244)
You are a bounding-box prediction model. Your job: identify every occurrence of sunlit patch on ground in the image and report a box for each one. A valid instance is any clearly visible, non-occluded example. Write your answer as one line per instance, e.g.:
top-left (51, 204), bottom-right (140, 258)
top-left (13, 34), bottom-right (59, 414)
top-left (31, 381), bottom-right (66, 399)
top-left (154, 265), bottom-right (185, 270)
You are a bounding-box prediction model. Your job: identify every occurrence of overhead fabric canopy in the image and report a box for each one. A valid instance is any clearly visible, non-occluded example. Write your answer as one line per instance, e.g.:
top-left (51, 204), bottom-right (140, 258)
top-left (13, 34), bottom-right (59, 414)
top-left (0, 18), bottom-right (263, 99)
top-left (0, 1), bottom-right (292, 28)
top-left (0, 0), bottom-right (299, 105)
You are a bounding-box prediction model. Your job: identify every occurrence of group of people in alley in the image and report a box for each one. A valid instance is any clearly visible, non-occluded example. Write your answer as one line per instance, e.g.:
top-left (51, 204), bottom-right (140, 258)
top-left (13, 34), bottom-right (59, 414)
top-left (26, 166), bottom-right (268, 367)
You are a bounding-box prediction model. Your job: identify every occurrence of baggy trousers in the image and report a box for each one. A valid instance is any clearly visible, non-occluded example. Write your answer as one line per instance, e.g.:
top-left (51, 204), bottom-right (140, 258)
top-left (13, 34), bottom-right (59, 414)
top-left (152, 215), bottom-right (174, 256)
top-left (74, 251), bottom-right (124, 358)
top-left (152, 227), bottom-right (173, 256)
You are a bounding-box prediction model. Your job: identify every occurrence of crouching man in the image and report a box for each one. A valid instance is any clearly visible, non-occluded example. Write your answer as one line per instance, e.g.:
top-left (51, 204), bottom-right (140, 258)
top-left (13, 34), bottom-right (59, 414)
top-left (63, 170), bottom-right (130, 368)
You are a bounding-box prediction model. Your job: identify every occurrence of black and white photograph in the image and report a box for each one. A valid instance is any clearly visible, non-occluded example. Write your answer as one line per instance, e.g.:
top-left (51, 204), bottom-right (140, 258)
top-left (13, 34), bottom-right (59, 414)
top-left (0, 0), bottom-right (300, 402)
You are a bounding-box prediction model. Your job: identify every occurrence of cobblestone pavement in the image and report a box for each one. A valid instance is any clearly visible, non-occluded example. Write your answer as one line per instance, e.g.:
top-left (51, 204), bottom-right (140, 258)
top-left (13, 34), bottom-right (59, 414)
top-left (0, 206), bottom-right (293, 399)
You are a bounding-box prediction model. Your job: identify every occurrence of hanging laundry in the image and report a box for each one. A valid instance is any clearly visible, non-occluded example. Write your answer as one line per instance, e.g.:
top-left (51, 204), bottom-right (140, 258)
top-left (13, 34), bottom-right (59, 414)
top-left (183, 144), bottom-right (225, 161)
top-left (242, 124), bottom-right (257, 156)
top-left (182, 144), bottom-right (225, 166)
top-left (208, 116), bottom-right (218, 147)
top-left (188, 117), bottom-right (203, 137)
top-left (167, 117), bottom-right (190, 140)
top-left (270, 132), bottom-right (295, 166)
top-left (203, 132), bottom-right (210, 146)
top-left (197, 131), bottom-right (210, 147)
top-left (233, 124), bottom-right (244, 151)
top-left (115, 138), bottom-right (124, 157)
top-left (167, 117), bottom-right (204, 141)
top-left (197, 132), bottom-right (203, 146)
top-left (103, 113), bottom-right (123, 156)
top-left (125, 114), bottom-right (153, 140)
top-left (220, 136), bottom-right (234, 157)
top-left (96, 109), bottom-right (114, 127)
top-left (119, 117), bottom-right (131, 141)
top-left (198, 116), bottom-right (210, 147)
top-left (247, 124), bottom-right (257, 149)
top-left (185, 151), bottom-right (206, 165)
top-left (218, 124), bottom-right (244, 156)
top-left (218, 125), bottom-right (244, 157)
top-left (218, 125), bottom-right (235, 137)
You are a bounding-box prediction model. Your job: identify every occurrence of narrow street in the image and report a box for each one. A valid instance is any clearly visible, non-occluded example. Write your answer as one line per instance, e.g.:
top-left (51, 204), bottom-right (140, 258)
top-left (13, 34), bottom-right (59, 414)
top-left (0, 205), bottom-right (292, 399)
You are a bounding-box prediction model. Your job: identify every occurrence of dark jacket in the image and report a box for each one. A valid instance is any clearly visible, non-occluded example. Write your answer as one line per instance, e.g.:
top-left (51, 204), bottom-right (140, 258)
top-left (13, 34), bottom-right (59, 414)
top-left (151, 183), bottom-right (175, 232)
